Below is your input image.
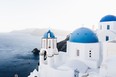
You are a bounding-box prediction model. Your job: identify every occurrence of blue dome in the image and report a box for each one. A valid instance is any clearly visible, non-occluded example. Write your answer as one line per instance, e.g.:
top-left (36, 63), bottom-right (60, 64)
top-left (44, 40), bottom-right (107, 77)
top-left (69, 27), bottom-right (99, 43)
top-left (100, 15), bottom-right (116, 22)
top-left (43, 30), bottom-right (55, 38)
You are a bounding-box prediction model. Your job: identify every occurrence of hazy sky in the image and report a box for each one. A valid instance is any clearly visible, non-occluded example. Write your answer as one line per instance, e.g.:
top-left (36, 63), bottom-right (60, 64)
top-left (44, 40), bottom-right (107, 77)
top-left (0, 0), bottom-right (115, 32)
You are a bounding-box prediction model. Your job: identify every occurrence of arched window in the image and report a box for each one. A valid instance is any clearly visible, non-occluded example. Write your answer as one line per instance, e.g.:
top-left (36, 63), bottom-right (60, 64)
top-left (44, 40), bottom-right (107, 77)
top-left (44, 51), bottom-right (47, 60)
top-left (48, 40), bottom-right (51, 48)
top-left (77, 50), bottom-right (79, 56)
top-left (52, 40), bottom-right (54, 49)
top-left (48, 33), bottom-right (50, 38)
top-left (44, 40), bottom-right (46, 48)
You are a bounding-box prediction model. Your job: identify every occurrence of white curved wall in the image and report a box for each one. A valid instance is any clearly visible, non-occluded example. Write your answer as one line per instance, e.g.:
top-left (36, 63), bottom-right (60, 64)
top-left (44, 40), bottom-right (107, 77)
top-left (67, 41), bottom-right (101, 68)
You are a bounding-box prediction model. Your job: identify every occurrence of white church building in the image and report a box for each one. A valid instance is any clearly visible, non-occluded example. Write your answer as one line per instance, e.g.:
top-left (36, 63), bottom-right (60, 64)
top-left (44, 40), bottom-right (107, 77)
top-left (28, 15), bottom-right (116, 77)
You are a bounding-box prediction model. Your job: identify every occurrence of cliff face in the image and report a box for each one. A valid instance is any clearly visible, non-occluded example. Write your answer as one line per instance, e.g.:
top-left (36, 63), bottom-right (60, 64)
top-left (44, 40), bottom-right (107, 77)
top-left (32, 35), bottom-right (70, 55)
top-left (57, 35), bottom-right (69, 52)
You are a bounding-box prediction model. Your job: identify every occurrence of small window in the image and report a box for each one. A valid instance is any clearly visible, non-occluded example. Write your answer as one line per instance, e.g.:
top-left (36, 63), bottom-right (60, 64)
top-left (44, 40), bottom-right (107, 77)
top-left (89, 53), bottom-right (91, 57)
top-left (100, 25), bottom-right (102, 30)
top-left (89, 50), bottom-right (91, 57)
top-left (77, 50), bottom-right (79, 56)
top-left (107, 25), bottom-right (110, 30)
top-left (106, 36), bottom-right (109, 41)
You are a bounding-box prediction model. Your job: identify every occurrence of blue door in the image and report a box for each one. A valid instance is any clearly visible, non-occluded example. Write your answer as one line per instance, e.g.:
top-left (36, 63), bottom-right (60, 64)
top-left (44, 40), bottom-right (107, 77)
top-left (74, 69), bottom-right (79, 77)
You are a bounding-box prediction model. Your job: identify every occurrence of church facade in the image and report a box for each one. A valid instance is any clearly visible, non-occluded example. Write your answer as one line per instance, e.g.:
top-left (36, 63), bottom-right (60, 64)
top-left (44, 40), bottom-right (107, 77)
top-left (28, 15), bottom-right (116, 77)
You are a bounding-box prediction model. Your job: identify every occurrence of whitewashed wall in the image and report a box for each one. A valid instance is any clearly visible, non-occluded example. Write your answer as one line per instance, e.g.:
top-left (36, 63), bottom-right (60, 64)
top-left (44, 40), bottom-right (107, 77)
top-left (67, 41), bottom-right (101, 68)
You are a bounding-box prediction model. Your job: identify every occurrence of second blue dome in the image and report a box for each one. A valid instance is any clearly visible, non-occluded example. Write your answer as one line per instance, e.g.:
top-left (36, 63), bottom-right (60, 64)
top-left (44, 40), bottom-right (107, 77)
top-left (100, 15), bottom-right (116, 22)
top-left (69, 27), bottom-right (99, 43)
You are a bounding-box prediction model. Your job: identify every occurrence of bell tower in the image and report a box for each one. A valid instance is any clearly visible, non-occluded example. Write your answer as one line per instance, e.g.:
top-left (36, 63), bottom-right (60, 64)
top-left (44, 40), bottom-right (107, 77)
top-left (40, 30), bottom-right (58, 67)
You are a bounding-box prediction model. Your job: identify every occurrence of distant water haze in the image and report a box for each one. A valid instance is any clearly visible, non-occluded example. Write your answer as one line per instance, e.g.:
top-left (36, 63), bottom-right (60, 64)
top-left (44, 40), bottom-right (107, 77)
top-left (11, 28), bottom-right (70, 42)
